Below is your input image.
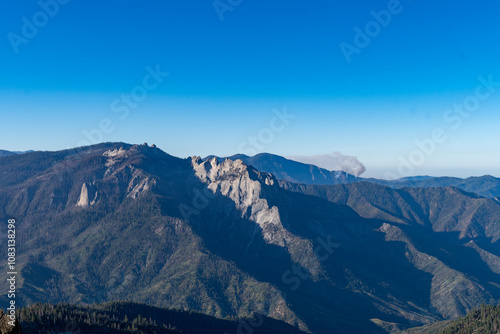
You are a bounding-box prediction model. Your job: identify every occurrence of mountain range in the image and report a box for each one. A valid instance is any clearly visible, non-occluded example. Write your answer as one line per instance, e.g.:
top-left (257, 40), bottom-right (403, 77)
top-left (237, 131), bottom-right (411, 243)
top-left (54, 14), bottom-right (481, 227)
top-left (205, 153), bottom-right (359, 185)
top-left (1, 143), bottom-right (499, 333)
top-left (207, 153), bottom-right (500, 198)
top-left (0, 150), bottom-right (33, 157)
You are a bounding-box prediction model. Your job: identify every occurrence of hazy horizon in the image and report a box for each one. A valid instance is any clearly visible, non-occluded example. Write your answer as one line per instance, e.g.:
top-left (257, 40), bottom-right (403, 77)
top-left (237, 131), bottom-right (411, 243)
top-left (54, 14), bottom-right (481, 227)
top-left (1, 143), bottom-right (498, 180)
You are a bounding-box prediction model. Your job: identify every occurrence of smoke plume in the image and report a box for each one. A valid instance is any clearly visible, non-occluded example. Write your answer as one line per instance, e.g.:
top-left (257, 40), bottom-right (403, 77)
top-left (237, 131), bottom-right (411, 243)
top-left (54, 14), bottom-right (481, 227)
top-left (287, 151), bottom-right (366, 177)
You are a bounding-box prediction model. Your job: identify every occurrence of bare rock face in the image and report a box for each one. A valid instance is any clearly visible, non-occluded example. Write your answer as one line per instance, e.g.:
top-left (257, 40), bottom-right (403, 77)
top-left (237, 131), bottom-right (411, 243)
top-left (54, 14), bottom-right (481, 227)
top-left (76, 182), bottom-right (99, 207)
top-left (191, 157), bottom-right (322, 277)
top-left (192, 157), bottom-right (288, 246)
top-left (126, 170), bottom-right (153, 199)
top-left (103, 147), bottom-right (156, 199)
top-left (76, 146), bottom-right (155, 207)
top-left (0, 310), bottom-right (22, 334)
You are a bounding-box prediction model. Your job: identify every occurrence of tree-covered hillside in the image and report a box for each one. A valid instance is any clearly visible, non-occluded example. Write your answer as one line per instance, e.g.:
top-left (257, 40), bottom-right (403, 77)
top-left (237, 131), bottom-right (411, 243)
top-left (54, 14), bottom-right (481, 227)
top-left (17, 301), bottom-right (307, 334)
top-left (439, 304), bottom-right (500, 334)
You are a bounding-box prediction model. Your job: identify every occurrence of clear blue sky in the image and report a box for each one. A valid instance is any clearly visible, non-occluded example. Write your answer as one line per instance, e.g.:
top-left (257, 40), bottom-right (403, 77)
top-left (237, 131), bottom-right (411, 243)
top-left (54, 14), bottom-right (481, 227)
top-left (1, 0), bottom-right (499, 178)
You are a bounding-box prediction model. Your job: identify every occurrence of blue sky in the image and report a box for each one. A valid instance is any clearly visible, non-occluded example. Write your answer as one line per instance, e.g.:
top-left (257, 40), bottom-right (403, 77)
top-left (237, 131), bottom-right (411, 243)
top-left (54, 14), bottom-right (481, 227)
top-left (1, 0), bottom-right (499, 178)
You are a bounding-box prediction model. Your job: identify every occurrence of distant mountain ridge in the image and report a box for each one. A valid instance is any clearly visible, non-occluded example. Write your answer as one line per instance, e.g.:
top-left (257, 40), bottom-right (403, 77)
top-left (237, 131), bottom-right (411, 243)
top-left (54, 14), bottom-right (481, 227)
top-left (204, 153), bottom-right (360, 185)
top-left (208, 153), bottom-right (500, 198)
top-left (0, 149), bottom-right (34, 157)
top-left (369, 175), bottom-right (500, 198)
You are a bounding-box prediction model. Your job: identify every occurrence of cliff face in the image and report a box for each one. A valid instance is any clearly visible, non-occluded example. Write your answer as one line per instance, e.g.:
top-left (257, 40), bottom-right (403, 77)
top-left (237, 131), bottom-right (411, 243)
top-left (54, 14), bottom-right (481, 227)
top-left (191, 156), bottom-right (323, 281)
top-left (192, 157), bottom-right (306, 246)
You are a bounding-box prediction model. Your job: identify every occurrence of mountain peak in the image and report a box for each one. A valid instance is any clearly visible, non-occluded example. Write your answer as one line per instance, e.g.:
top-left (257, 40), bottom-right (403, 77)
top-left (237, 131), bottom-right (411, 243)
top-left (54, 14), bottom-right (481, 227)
top-left (190, 155), bottom-right (297, 248)
top-left (211, 152), bottom-right (358, 186)
top-left (192, 155), bottom-right (277, 187)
